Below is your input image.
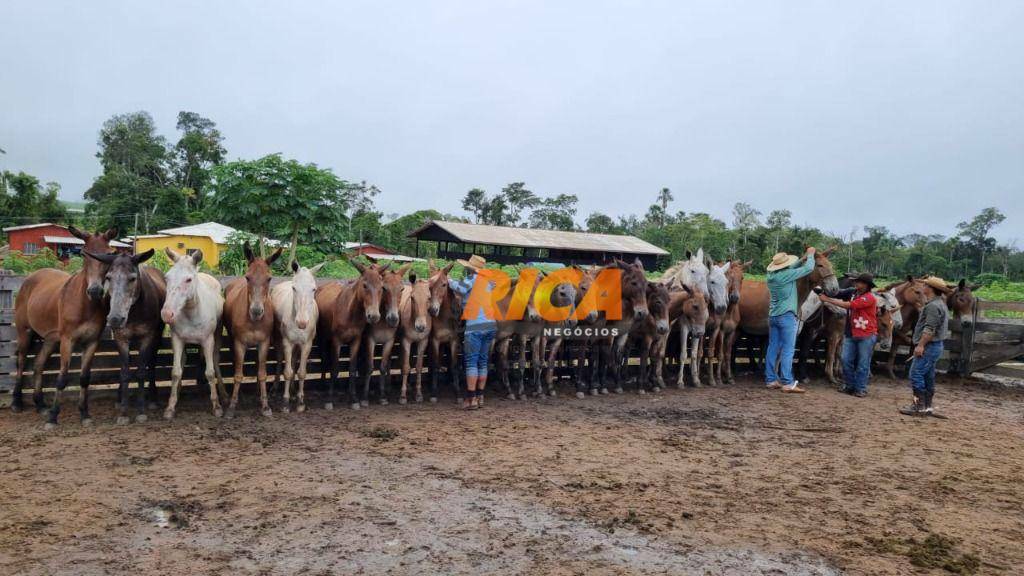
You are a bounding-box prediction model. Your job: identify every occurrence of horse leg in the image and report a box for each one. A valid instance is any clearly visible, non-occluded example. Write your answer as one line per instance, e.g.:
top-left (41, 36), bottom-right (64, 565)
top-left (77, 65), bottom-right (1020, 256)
top-left (399, 338), bottom-right (412, 404)
top-left (448, 339), bottom-right (461, 404)
top-left (30, 338), bottom-right (57, 413)
top-left (114, 338), bottom-right (132, 425)
top-left (378, 338), bottom-right (395, 406)
top-left (226, 340), bottom-right (246, 418)
top-left (136, 332), bottom-right (158, 418)
top-left (12, 328), bottom-right (33, 412)
top-left (76, 339), bottom-right (100, 425)
top-left (328, 337), bottom-right (341, 410)
top-left (676, 324), bottom-right (690, 388)
top-left (44, 337), bottom-right (75, 428)
top-left (637, 336), bottom-right (649, 394)
top-left (544, 338), bottom-right (560, 396)
top-left (653, 336), bottom-right (667, 391)
top-left (281, 340), bottom-right (295, 413)
top-left (296, 340), bottom-right (312, 413)
top-left (428, 338), bottom-right (441, 403)
top-left (164, 335), bottom-right (186, 420)
top-left (413, 339), bottom-right (428, 403)
top-left (723, 329), bottom-right (738, 384)
top-left (201, 334), bottom-right (223, 417)
top-left (497, 337), bottom-right (512, 399)
top-left (255, 340), bottom-right (271, 417)
top-left (886, 342), bottom-right (898, 380)
top-left (532, 337), bottom-right (544, 397)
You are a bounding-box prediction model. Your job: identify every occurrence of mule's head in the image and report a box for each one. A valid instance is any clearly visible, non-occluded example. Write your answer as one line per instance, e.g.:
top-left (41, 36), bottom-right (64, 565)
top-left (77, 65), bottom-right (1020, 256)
top-left (646, 281), bottom-right (671, 336)
top-left (724, 259), bottom-right (752, 305)
top-left (408, 273), bottom-right (431, 334)
top-left (242, 243), bottom-right (282, 322)
top-left (707, 261), bottom-right (729, 315)
top-left (615, 258), bottom-right (648, 321)
top-left (84, 249), bottom-right (154, 329)
top-left (577, 267), bottom-right (602, 324)
top-left (380, 262), bottom-right (411, 328)
top-left (550, 273), bottom-right (579, 328)
top-left (679, 284), bottom-right (709, 337)
top-left (349, 258), bottom-right (384, 325)
top-left (874, 291), bottom-right (901, 351)
top-left (427, 260), bottom-right (455, 317)
top-left (71, 226), bottom-right (118, 300)
top-left (808, 246), bottom-right (840, 295)
top-left (891, 276), bottom-right (929, 310)
top-left (290, 260), bottom-right (323, 330)
top-left (161, 248), bottom-right (204, 325)
top-left (948, 278), bottom-right (979, 324)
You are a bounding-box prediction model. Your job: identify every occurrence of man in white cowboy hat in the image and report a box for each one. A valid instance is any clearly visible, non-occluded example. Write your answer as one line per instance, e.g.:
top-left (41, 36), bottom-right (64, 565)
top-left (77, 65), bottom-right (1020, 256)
top-left (900, 276), bottom-right (951, 417)
top-left (449, 254), bottom-right (497, 410)
top-left (765, 247), bottom-right (816, 393)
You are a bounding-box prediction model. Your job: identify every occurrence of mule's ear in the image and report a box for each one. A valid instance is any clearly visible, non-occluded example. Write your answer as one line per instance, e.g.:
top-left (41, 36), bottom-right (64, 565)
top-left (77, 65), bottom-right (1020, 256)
top-left (266, 247), bottom-right (284, 266)
top-left (165, 247), bottom-right (181, 263)
top-left (291, 259), bottom-right (300, 273)
top-left (682, 283), bottom-right (693, 295)
top-left (696, 248), bottom-right (704, 262)
top-left (720, 261), bottom-right (731, 273)
top-left (685, 250), bottom-right (693, 260)
top-left (958, 278), bottom-right (966, 289)
top-left (442, 261), bottom-right (455, 275)
top-left (906, 275), bottom-right (914, 283)
top-left (345, 254), bottom-right (367, 274)
top-left (409, 273), bottom-right (418, 284)
top-left (633, 257), bottom-right (644, 270)
top-left (377, 261), bottom-right (392, 273)
top-left (396, 263), bottom-right (413, 277)
top-left (243, 242), bottom-right (255, 263)
top-left (132, 248), bottom-right (155, 265)
top-left (969, 283), bottom-right (982, 291)
top-left (68, 226), bottom-right (89, 240)
top-left (103, 227), bottom-right (119, 241)
top-left (83, 250), bottom-right (118, 264)
top-left (428, 259), bottom-right (437, 274)
top-left (191, 249), bottom-right (204, 266)
top-left (309, 262), bottom-right (326, 275)
top-left (743, 259), bottom-right (754, 268)
top-left (822, 245), bottom-right (837, 257)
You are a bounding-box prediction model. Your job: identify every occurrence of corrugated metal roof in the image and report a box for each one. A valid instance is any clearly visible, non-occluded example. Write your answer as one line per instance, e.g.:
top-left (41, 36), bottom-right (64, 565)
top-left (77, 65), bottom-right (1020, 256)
top-left (409, 221), bottom-right (669, 255)
top-left (157, 222), bottom-right (238, 244)
top-left (3, 223), bottom-right (57, 232)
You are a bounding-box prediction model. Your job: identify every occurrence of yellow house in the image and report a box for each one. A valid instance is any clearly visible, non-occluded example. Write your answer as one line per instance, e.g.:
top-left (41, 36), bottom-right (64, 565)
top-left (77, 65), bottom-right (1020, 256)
top-left (134, 222), bottom-right (238, 267)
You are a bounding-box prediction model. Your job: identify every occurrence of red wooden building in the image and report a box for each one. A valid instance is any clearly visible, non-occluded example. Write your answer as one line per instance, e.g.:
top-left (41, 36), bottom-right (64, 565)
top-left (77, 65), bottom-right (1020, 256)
top-left (2, 223), bottom-right (129, 260)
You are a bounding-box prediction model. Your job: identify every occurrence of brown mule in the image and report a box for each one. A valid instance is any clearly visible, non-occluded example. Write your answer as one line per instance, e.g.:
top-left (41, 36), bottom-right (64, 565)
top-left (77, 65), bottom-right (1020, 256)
top-left (630, 281), bottom-right (673, 393)
top-left (882, 277), bottom-right (928, 379)
top-left (316, 258), bottom-right (384, 410)
top-left (223, 243), bottom-right (283, 417)
top-left (398, 273), bottom-right (433, 404)
top-left (715, 259), bottom-right (752, 384)
top-left (13, 227), bottom-right (118, 427)
top-left (82, 249), bottom-right (166, 424)
top-left (361, 262), bottom-right (412, 407)
top-left (426, 262), bottom-right (461, 404)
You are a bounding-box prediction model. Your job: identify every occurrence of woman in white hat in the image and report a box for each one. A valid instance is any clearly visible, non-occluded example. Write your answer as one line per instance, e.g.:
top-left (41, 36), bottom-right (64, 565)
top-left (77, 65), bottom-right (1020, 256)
top-left (764, 247), bottom-right (816, 393)
top-left (448, 254), bottom-right (497, 410)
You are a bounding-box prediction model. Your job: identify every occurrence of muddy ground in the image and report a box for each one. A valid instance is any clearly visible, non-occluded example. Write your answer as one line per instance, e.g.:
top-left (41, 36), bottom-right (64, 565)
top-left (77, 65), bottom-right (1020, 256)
top-left (1, 374), bottom-right (1022, 576)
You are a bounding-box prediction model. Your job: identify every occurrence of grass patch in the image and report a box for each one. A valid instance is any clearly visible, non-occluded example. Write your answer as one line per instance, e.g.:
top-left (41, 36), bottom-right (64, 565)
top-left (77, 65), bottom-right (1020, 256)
top-left (863, 533), bottom-right (981, 575)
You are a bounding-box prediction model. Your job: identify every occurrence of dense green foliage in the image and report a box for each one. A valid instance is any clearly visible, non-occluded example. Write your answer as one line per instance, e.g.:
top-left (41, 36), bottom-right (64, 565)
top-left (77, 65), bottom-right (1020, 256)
top-left (0, 171), bottom-right (68, 228)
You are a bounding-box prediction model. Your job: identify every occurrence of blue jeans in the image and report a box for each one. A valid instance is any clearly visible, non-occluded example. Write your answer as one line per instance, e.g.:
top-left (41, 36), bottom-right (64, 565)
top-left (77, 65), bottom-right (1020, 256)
top-left (463, 328), bottom-right (496, 378)
top-left (909, 341), bottom-right (944, 396)
top-left (765, 312), bottom-right (798, 385)
top-left (842, 335), bottom-right (876, 393)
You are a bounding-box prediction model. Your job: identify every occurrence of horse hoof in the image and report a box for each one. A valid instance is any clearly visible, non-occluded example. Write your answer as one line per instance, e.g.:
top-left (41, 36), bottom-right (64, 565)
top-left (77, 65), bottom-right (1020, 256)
top-left (116, 416), bottom-right (130, 426)
top-left (44, 422), bottom-right (57, 431)
top-left (652, 386), bottom-right (662, 393)
top-left (213, 407), bottom-right (224, 418)
top-left (351, 403), bottom-right (361, 410)
top-left (35, 405), bottom-right (48, 414)
top-left (297, 404), bottom-right (306, 413)
top-left (360, 400), bottom-right (369, 408)
top-left (324, 402), bottom-right (334, 411)
top-left (10, 403), bottom-right (23, 414)
top-left (225, 408), bottom-right (235, 419)
top-left (147, 402), bottom-right (159, 411)
top-left (281, 405), bottom-right (290, 414)
top-left (135, 414), bottom-right (148, 424)
top-left (415, 395), bottom-right (423, 403)
top-left (380, 399), bottom-right (388, 406)
top-left (398, 397), bottom-right (407, 405)
top-left (549, 390), bottom-right (557, 398)
top-left (614, 387), bottom-right (623, 394)
top-left (261, 408), bottom-right (273, 417)
top-left (164, 409), bottom-right (176, 421)
top-left (638, 389), bottom-right (646, 395)
top-left (601, 388), bottom-right (610, 395)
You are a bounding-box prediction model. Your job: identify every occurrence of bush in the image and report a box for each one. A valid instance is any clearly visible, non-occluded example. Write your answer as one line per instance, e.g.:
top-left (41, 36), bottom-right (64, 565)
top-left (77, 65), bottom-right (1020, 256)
top-left (2, 248), bottom-right (63, 274)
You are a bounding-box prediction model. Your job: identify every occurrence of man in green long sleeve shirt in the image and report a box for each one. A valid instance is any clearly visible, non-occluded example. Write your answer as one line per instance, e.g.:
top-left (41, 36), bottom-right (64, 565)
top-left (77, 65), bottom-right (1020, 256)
top-left (764, 247), bottom-right (816, 392)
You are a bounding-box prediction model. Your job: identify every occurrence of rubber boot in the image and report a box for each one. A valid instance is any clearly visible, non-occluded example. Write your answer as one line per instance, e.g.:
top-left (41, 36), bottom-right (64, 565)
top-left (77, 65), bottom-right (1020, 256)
top-left (898, 393), bottom-right (925, 416)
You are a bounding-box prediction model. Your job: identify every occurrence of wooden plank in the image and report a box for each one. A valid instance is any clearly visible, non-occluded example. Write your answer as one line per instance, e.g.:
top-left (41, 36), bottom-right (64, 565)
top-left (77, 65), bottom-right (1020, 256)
top-left (978, 301), bottom-right (1024, 313)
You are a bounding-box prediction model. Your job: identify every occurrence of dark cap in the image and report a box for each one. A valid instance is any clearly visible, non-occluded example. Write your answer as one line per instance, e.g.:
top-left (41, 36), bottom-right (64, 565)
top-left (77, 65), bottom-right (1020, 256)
top-left (853, 273), bottom-right (876, 289)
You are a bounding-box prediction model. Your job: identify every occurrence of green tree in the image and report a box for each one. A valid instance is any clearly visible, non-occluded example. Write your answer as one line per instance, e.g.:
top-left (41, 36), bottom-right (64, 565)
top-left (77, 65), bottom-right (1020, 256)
top-left (585, 212), bottom-right (619, 234)
top-left (732, 202), bottom-right (761, 246)
top-left (656, 187), bottom-right (673, 226)
top-left (529, 194), bottom-right (578, 230)
top-left (173, 111), bottom-right (226, 214)
top-left (957, 207), bottom-right (1006, 274)
top-left (0, 171), bottom-right (68, 227)
top-left (206, 154), bottom-right (354, 261)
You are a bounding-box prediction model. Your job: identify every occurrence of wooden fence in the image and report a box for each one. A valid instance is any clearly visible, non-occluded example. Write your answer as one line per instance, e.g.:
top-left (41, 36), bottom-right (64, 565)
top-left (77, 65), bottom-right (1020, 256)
top-left (0, 271), bottom-right (1019, 395)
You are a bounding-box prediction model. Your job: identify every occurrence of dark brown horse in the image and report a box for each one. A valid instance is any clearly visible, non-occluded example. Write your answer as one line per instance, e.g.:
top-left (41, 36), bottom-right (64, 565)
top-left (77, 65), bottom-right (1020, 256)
top-left (494, 271), bottom-right (544, 399)
top-left (946, 279), bottom-right (980, 374)
top-left (13, 227), bottom-right (118, 427)
top-left (223, 243), bottom-right (283, 417)
top-left (426, 262), bottom-right (462, 403)
top-left (316, 258), bottom-right (384, 410)
top-left (592, 259), bottom-right (649, 394)
top-left (82, 249), bottom-right (165, 424)
top-left (630, 281), bottom-right (672, 393)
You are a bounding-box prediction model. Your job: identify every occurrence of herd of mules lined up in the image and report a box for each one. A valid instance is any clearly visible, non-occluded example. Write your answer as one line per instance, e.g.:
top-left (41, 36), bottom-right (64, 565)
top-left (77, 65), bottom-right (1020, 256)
top-left (9, 228), bottom-right (979, 428)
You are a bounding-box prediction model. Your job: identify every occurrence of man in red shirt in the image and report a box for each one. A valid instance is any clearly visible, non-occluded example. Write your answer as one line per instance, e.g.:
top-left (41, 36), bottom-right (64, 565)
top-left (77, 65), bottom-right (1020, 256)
top-left (818, 273), bottom-right (878, 397)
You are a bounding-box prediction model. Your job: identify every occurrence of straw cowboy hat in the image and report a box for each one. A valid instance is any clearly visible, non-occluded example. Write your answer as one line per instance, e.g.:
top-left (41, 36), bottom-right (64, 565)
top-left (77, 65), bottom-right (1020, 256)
top-left (921, 276), bottom-right (952, 294)
top-left (766, 252), bottom-right (799, 272)
top-left (456, 254), bottom-right (487, 271)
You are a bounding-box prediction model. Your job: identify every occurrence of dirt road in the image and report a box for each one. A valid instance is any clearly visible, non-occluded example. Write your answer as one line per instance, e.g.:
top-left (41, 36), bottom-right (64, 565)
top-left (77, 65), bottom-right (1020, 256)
top-left (1, 375), bottom-right (1021, 575)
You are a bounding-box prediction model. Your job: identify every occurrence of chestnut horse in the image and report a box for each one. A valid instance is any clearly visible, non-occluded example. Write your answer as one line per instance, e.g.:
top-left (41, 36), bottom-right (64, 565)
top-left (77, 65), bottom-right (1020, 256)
top-left (397, 273), bottom-right (432, 404)
top-left (947, 278), bottom-right (980, 374)
top-left (652, 284), bottom-right (708, 390)
top-left (83, 249), bottom-right (165, 424)
top-left (361, 263), bottom-right (411, 407)
top-left (223, 243), bottom-right (283, 417)
top-left (316, 259), bottom-right (384, 410)
top-left (13, 227), bottom-right (118, 427)
top-left (426, 261), bottom-right (461, 403)
top-left (881, 277), bottom-right (928, 379)
top-left (714, 259), bottom-right (752, 384)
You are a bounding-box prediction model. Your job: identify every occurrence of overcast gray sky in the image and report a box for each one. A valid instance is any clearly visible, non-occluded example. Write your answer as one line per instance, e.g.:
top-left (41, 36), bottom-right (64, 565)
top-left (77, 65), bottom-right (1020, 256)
top-left (2, 1), bottom-right (1021, 242)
